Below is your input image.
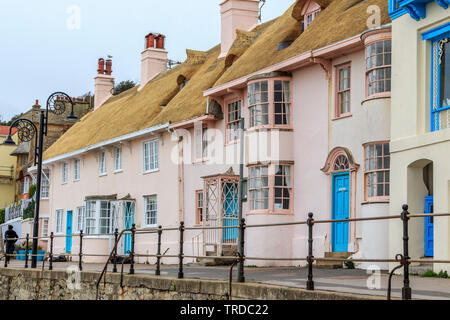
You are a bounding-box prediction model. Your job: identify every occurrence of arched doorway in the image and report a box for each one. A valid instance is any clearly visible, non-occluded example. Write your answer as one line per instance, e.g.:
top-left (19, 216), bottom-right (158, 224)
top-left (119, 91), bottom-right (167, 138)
top-left (407, 159), bottom-right (434, 258)
top-left (322, 148), bottom-right (359, 253)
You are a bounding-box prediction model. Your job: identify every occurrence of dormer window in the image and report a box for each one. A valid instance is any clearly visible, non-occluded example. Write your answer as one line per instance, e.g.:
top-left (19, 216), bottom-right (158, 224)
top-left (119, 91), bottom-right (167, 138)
top-left (302, 0), bottom-right (321, 29)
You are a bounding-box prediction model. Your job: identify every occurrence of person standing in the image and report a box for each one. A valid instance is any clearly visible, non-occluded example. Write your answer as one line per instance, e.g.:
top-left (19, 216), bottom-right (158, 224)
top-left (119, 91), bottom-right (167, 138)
top-left (4, 225), bottom-right (18, 265)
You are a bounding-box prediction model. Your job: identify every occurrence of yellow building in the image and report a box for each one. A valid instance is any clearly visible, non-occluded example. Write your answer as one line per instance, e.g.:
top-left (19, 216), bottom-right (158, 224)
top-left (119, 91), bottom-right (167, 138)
top-left (0, 126), bottom-right (18, 209)
top-left (389, 1), bottom-right (450, 272)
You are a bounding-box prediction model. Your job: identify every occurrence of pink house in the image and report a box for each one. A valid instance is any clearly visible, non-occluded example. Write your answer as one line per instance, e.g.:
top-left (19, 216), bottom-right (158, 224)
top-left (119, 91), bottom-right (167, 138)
top-left (38, 0), bottom-right (393, 269)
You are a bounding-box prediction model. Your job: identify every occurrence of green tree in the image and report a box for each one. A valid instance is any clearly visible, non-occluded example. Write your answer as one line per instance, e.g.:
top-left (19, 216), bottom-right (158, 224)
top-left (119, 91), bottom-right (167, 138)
top-left (114, 80), bottom-right (136, 95)
top-left (0, 208), bottom-right (5, 225)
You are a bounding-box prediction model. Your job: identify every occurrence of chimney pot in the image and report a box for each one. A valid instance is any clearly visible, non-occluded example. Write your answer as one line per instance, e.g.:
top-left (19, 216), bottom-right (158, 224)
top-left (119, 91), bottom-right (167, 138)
top-left (155, 34), bottom-right (165, 49)
top-left (98, 58), bottom-right (105, 74)
top-left (146, 33), bottom-right (156, 49)
top-left (105, 59), bottom-right (112, 75)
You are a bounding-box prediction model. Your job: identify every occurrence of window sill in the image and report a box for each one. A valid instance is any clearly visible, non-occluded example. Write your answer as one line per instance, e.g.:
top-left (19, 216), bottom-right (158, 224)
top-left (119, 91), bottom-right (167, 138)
top-left (361, 199), bottom-right (390, 205)
top-left (114, 170), bottom-right (123, 174)
top-left (41, 198), bottom-right (49, 201)
top-left (99, 173), bottom-right (108, 177)
top-left (247, 211), bottom-right (294, 216)
top-left (84, 235), bottom-right (113, 240)
top-left (73, 179), bottom-right (80, 183)
top-left (225, 140), bottom-right (240, 146)
top-left (332, 114), bottom-right (352, 121)
top-left (247, 127), bottom-right (293, 133)
top-left (361, 92), bottom-right (391, 104)
top-left (61, 182), bottom-right (68, 185)
top-left (143, 169), bottom-right (159, 175)
top-left (143, 224), bottom-right (158, 229)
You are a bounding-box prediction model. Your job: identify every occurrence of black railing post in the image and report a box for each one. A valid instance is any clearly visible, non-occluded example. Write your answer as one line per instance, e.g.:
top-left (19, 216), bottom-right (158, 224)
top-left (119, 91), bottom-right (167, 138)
top-left (178, 221), bottom-right (185, 279)
top-left (129, 224), bottom-right (136, 275)
top-left (113, 228), bottom-right (119, 273)
top-left (156, 226), bottom-right (162, 276)
top-left (49, 232), bottom-right (54, 271)
top-left (401, 205), bottom-right (412, 300)
top-left (237, 218), bottom-right (246, 283)
top-left (24, 234), bottom-right (30, 269)
top-left (79, 230), bottom-right (83, 271)
top-left (306, 213), bottom-right (315, 290)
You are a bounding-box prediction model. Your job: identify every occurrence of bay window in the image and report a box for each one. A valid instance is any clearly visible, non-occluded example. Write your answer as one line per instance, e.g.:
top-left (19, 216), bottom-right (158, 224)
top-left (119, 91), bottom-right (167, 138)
top-left (249, 163), bottom-right (293, 214)
top-left (248, 75), bottom-right (292, 129)
top-left (84, 200), bottom-right (114, 235)
top-left (364, 142), bottom-right (390, 200)
top-left (366, 39), bottom-right (391, 97)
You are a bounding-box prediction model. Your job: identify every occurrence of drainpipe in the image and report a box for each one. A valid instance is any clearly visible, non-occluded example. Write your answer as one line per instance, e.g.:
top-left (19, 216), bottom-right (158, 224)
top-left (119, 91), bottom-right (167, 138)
top-left (178, 136), bottom-right (185, 224)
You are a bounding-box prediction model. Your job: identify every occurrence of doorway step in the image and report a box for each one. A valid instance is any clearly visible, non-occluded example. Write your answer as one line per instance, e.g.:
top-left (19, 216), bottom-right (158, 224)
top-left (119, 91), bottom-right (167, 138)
top-left (316, 252), bottom-right (352, 269)
top-left (409, 260), bottom-right (434, 276)
top-left (197, 245), bottom-right (238, 266)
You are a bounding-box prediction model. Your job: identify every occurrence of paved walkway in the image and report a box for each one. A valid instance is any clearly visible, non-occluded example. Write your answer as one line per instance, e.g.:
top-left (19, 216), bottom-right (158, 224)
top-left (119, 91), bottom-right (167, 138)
top-left (4, 261), bottom-right (450, 300)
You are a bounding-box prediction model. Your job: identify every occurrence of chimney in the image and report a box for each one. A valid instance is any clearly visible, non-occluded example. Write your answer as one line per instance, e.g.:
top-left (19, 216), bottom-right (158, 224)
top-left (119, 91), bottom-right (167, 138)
top-left (94, 58), bottom-right (115, 110)
top-left (139, 33), bottom-right (168, 91)
top-left (219, 0), bottom-right (260, 58)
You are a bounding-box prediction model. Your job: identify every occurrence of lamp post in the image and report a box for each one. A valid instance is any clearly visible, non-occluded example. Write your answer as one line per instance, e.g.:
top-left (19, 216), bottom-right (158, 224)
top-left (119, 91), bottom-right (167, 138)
top-left (2, 92), bottom-right (76, 268)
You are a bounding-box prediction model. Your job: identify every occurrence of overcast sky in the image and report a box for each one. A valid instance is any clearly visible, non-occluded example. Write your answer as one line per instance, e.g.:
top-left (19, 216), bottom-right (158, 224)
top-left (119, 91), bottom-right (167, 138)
top-left (0, 0), bottom-right (294, 121)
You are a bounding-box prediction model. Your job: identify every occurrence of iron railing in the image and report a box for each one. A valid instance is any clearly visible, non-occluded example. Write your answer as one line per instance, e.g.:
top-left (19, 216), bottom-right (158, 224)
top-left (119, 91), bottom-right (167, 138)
top-left (2, 204), bottom-right (450, 300)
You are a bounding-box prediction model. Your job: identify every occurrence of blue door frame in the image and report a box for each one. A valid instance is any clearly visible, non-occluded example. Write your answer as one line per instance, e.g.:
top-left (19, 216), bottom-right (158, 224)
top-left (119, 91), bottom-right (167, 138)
top-left (332, 172), bottom-right (350, 252)
top-left (124, 202), bottom-right (135, 255)
top-left (222, 183), bottom-right (238, 241)
top-left (66, 211), bottom-right (73, 253)
top-left (425, 196), bottom-right (434, 257)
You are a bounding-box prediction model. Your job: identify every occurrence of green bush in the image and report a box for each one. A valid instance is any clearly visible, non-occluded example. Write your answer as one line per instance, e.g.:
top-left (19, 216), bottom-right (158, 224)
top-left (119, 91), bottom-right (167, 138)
top-left (0, 208), bottom-right (5, 225)
top-left (28, 184), bottom-right (37, 199)
top-left (23, 200), bottom-right (35, 220)
top-left (421, 270), bottom-right (449, 278)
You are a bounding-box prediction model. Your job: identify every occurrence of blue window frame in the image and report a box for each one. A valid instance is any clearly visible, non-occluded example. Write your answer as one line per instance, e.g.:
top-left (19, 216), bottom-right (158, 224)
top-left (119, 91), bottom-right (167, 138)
top-left (423, 23), bottom-right (450, 131)
top-left (392, 1), bottom-right (450, 21)
top-left (389, 0), bottom-right (407, 19)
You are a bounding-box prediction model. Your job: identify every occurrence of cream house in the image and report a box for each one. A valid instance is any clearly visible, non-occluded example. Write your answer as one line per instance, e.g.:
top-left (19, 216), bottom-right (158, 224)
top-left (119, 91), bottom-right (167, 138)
top-left (389, 0), bottom-right (450, 272)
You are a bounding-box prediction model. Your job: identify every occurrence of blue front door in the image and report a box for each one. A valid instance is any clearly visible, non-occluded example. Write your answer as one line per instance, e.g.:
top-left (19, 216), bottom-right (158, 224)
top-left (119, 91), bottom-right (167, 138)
top-left (124, 202), bottom-right (135, 255)
top-left (332, 173), bottom-right (350, 252)
top-left (425, 196), bottom-right (434, 257)
top-left (222, 182), bottom-right (239, 241)
top-left (66, 211), bottom-right (73, 253)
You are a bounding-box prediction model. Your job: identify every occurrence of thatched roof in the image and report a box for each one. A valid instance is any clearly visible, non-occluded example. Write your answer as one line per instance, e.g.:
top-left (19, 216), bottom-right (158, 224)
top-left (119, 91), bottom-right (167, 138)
top-left (44, 60), bottom-right (203, 159)
top-left (214, 0), bottom-right (390, 86)
top-left (44, 0), bottom-right (390, 160)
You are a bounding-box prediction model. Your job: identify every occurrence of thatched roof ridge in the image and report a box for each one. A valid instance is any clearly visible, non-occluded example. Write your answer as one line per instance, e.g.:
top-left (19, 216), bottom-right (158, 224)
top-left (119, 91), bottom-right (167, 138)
top-left (214, 0), bottom-right (390, 86)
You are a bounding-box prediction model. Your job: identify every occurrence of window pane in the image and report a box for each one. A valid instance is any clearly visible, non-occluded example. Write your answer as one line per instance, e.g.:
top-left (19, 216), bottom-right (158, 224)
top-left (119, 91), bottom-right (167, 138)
top-left (441, 41), bottom-right (450, 107)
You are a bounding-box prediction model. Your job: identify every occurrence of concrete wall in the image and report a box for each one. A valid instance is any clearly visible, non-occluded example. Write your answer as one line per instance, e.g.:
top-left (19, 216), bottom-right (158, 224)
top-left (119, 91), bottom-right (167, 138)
top-left (0, 268), bottom-right (381, 300)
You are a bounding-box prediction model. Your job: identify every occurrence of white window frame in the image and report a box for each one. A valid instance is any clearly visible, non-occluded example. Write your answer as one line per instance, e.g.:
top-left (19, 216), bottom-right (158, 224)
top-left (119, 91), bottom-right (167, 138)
top-left (76, 206), bottom-right (86, 233)
top-left (114, 146), bottom-right (123, 172)
top-left (41, 171), bottom-right (50, 199)
top-left (143, 195), bottom-right (158, 227)
top-left (85, 201), bottom-right (97, 235)
top-left (74, 158), bottom-right (81, 181)
top-left (62, 162), bottom-right (69, 184)
top-left (98, 201), bottom-right (113, 234)
top-left (41, 218), bottom-right (49, 237)
top-left (143, 139), bottom-right (159, 173)
top-left (99, 151), bottom-right (107, 176)
top-left (55, 209), bottom-right (64, 234)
